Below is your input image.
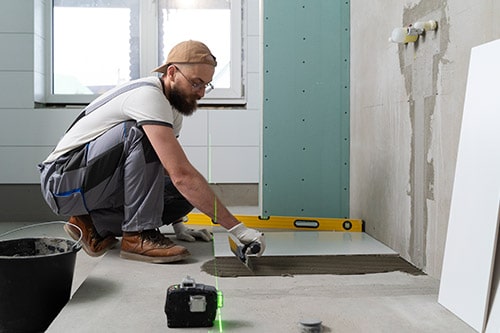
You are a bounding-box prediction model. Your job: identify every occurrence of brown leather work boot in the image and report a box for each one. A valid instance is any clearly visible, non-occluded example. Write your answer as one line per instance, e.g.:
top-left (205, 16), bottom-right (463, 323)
top-left (65, 215), bottom-right (118, 257)
top-left (120, 229), bottom-right (190, 263)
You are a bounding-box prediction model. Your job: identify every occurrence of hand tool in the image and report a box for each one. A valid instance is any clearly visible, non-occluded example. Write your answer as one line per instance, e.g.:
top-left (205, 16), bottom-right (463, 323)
top-left (228, 236), bottom-right (261, 272)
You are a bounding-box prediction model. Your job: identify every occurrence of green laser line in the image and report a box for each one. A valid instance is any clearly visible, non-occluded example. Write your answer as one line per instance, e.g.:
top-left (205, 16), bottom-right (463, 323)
top-left (208, 133), bottom-right (222, 331)
top-left (214, 197), bottom-right (217, 223)
top-left (210, 226), bottom-right (223, 332)
top-left (208, 133), bottom-right (212, 183)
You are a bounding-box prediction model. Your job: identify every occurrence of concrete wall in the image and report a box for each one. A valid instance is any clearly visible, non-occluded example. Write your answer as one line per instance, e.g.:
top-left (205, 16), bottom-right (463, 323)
top-left (350, 0), bottom-right (500, 278)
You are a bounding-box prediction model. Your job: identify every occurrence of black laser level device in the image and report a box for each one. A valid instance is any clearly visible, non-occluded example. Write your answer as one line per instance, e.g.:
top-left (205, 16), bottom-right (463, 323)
top-left (165, 276), bottom-right (222, 328)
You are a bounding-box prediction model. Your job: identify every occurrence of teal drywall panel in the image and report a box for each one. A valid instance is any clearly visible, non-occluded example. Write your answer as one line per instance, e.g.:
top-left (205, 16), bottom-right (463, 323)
top-left (262, 0), bottom-right (350, 218)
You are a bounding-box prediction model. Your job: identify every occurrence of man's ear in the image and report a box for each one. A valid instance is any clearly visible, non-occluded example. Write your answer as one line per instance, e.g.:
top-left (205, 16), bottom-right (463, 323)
top-left (166, 64), bottom-right (176, 78)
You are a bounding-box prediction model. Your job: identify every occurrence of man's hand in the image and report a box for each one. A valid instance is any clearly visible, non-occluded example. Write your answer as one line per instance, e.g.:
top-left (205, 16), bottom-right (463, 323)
top-left (173, 221), bottom-right (212, 242)
top-left (228, 223), bottom-right (265, 256)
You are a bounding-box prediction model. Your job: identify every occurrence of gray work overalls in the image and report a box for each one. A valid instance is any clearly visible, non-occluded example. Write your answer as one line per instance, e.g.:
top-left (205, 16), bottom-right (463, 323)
top-left (38, 82), bottom-right (193, 237)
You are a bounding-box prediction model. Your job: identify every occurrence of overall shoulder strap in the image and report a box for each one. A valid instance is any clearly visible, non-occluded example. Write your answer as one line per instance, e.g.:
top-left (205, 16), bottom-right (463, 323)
top-left (66, 80), bottom-right (158, 133)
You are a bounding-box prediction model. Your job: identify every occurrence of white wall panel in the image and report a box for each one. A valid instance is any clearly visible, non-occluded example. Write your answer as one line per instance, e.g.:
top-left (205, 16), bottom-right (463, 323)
top-left (246, 0), bottom-right (260, 36)
top-left (246, 72), bottom-right (261, 110)
top-left (34, 72), bottom-right (45, 102)
top-left (0, 146), bottom-right (53, 183)
top-left (34, 0), bottom-right (45, 38)
top-left (209, 110), bottom-right (260, 146)
top-left (209, 146), bottom-right (259, 183)
top-left (438, 38), bottom-right (500, 332)
top-left (0, 108), bottom-right (78, 146)
top-left (247, 36), bottom-right (260, 73)
top-left (0, 72), bottom-right (34, 108)
top-left (0, 0), bottom-right (33, 33)
top-left (178, 110), bottom-right (208, 146)
top-left (34, 34), bottom-right (44, 74)
top-left (182, 146), bottom-right (208, 180)
top-left (0, 34), bottom-right (33, 70)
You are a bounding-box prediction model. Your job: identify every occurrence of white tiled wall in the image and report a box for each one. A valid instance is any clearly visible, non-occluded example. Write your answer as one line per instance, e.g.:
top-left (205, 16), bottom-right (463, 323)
top-left (0, 0), bottom-right (34, 33)
top-left (0, 0), bottom-right (262, 184)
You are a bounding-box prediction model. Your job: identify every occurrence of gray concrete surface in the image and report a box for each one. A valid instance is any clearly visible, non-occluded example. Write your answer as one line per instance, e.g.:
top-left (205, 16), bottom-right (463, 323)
top-left (46, 229), bottom-right (474, 333)
top-left (0, 219), bottom-right (475, 332)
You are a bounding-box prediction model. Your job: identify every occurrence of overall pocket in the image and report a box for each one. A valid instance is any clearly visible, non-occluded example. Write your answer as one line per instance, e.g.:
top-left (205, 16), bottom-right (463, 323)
top-left (39, 148), bottom-right (89, 216)
top-left (52, 188), bottom-right (88, 216)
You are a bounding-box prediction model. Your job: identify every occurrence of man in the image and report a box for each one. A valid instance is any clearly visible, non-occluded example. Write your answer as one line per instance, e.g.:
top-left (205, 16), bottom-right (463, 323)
top-left (38, 40), bottom-right (265, 263)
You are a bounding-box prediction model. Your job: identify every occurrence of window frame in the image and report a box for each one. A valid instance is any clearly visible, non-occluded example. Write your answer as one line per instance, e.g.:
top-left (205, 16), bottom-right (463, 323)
top-left (44, 0), bottom-right (245, 106)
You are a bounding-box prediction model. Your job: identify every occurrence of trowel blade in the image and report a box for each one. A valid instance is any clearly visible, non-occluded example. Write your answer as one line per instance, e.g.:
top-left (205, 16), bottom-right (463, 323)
top-left (228, 236), bottom-right (254, 273)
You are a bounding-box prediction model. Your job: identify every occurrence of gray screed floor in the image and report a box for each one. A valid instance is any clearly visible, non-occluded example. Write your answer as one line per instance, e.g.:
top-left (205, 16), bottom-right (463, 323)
top-left (0, 208), bottom-right (474, 333)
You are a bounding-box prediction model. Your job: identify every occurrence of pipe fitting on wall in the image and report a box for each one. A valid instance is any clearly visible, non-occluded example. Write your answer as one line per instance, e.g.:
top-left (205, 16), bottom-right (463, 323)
top-left (389, 27), bottom-right (418, 43)
top-left (413, 20), bottom-right (438, 32)
top-left (389, 20), bottom-right (438, 44)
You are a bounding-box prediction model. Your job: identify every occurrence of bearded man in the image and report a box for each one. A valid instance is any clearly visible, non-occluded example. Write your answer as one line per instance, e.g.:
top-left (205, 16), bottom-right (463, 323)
top-left (38, 40), bottom-right (265, 264)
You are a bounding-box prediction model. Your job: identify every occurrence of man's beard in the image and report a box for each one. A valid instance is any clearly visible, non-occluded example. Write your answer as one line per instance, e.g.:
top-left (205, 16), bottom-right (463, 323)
top-left (167, 86), bottom-right (198, 116)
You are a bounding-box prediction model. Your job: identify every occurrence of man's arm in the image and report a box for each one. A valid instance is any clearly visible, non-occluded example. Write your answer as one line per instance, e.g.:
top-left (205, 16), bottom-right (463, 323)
top-left (142, 124), bottom-right (240, 230)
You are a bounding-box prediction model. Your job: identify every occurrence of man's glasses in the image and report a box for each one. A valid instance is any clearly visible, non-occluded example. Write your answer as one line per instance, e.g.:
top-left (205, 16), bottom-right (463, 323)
top-left (174, 66), bottom-right (214, 93)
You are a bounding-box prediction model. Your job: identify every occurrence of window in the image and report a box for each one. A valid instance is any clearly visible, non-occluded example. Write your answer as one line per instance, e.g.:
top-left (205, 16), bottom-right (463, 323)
top-left (48, 0), bottom-right (243, 105)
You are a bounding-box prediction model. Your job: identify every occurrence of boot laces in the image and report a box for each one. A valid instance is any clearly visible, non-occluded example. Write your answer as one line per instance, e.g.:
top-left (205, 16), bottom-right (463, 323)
top-left (141, 229), bottom-right (173, 247)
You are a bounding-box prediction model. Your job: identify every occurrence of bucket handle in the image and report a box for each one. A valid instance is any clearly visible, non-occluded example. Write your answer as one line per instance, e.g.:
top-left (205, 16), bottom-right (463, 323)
top-left (0, 221), bottom-right (83, 251)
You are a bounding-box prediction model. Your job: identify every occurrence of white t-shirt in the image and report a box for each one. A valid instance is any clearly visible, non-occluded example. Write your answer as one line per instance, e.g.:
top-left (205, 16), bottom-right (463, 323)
top-left (44, 77), bottom-right (182, 163)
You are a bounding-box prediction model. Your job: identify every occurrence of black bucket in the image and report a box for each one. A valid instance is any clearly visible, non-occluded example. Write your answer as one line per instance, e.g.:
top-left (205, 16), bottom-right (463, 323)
top-left (0, 222), bottom-right (82, 333)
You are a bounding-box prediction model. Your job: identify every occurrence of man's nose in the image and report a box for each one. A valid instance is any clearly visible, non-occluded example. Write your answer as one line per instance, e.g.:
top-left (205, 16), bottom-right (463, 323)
top-left (195, 87), bottom-right (206, 99)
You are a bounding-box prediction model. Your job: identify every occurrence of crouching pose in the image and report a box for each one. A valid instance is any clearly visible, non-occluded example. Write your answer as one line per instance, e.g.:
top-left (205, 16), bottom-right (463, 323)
top-left (38, 40), bottom-right (265, 263)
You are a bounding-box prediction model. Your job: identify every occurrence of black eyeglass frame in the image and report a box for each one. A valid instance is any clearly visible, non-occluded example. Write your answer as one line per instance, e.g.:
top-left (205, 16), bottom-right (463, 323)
top-left (173, 65), bottom-right (214, 92)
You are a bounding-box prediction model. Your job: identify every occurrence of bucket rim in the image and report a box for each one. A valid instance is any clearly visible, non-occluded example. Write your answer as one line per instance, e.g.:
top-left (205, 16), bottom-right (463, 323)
top-left (0, 237), bottom-right (81, 260)
top-left (0, 222), bottom-right (82, 253)
top-left (0, 236), bottom-right (81, 259)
